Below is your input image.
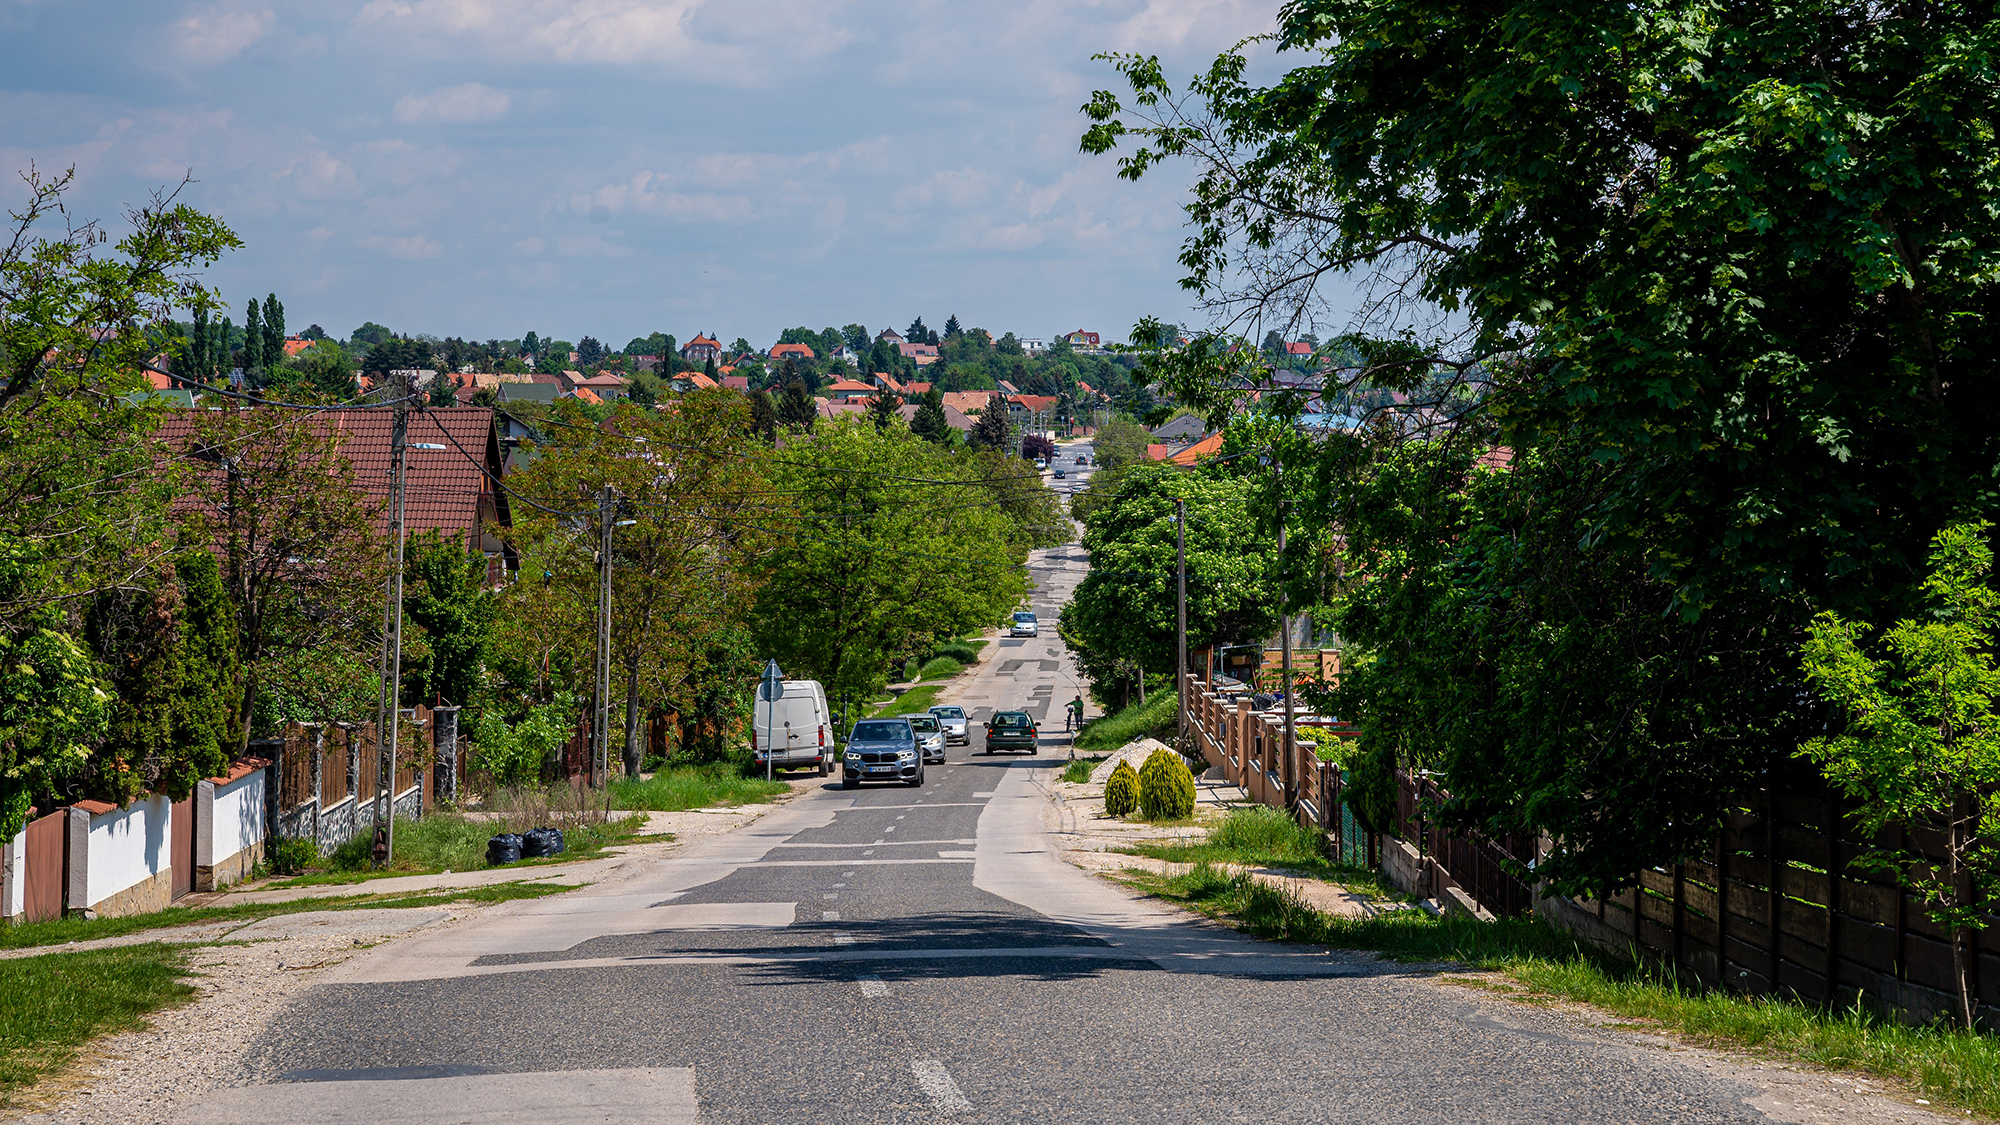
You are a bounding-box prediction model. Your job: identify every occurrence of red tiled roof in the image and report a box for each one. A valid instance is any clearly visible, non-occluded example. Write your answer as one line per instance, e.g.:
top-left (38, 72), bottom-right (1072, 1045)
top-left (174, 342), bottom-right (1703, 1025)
top-left (1009, 394), bottom-right (1058, 413)
top-left (572, 387), bottom-right (604, 404)
top-left (770, 343), bottom-right (815, 360)
top-left (283, 338), bottom-right (314, 357)
top-left (722, 376), bottom-right (750, 391)
top-left (687, 373), bottom-right (718, 390)
top-left (1284, 341), bottom-right (1314, 356)
top-left (939, 391), bottom-right (991, 415)
top-left (530, 373), bottom-right (560, 385)
top-left (1167, 431), bottom-right (1226, 466)
top-left (827, 380), bottom-right (877, 393)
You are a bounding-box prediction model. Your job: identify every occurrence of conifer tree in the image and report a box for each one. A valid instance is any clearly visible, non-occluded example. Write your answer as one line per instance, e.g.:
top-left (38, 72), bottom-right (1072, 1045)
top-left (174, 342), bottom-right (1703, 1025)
top-left (242, 299), bottom-right (262, 371)
top-left (262, 294), bottom-right (284, 366)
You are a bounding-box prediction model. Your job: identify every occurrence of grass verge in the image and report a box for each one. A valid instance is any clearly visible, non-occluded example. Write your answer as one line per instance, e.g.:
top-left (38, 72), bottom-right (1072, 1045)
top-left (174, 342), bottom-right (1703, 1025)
top-left (918, 656), bottom-right (964, 681)
top-left (613, 763), bottom-right (791, 812)
top-left (873, 683), bottom-right (946, 717)
top-left (1126, 862), bottom-right (2000, 1117)
top-left (1075, 691), bottom-right (1177, 754)
top-left (274, 809), bottom-right (648, 887)
top-left (0, 944), bottom-right (195, 1106)
top-left (0, 879), bottom-right (574, 952)
top-left (1062, 756), bottom-right (1106, 784)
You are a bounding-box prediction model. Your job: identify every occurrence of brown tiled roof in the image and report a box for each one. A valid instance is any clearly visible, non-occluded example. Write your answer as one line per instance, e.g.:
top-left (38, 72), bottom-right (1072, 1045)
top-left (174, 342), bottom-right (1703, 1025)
top-left (770, 343), bottom-right (814, 360)
top-left (158, 408), bottom-right (510, 547)
top-left (939, 391), bottom-right (991, 415)
top-left (721, 376), bottom-right (750, 391)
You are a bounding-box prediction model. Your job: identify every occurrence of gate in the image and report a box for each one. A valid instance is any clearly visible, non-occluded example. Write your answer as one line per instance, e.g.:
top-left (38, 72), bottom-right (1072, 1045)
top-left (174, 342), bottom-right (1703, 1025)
top-left (22, 808), bottom-right (66, 922)
top-left (171, 795), bottom-right (194, 900)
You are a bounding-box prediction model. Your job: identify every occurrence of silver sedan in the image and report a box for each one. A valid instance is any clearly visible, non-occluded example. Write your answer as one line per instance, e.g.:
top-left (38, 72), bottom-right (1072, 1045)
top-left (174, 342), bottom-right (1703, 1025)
top-left (907, 714), bottom-right (948, 763)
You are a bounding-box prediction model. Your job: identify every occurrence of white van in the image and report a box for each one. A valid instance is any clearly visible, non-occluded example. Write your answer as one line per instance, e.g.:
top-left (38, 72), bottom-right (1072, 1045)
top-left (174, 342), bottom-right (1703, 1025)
top-left (751, 679), bottom-right (835, 775)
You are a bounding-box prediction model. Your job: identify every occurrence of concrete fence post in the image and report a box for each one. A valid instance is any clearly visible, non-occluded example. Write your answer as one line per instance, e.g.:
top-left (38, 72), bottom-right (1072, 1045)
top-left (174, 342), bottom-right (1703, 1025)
top-left (65, 807), bottom-right (88, 915)
top-left (433, 706), bottom-right (460, 807)
top-left (195, 779), bottom-right (217, 891)
top-left (310, 722), bottom-right (324, 843)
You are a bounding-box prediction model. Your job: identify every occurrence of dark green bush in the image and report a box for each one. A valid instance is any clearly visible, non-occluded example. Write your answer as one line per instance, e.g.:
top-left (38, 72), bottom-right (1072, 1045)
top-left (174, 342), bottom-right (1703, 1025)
top-left (1104, 759), bottom-right (1140, 817)
top-left (1138, 748), bottom-right (1196, 820)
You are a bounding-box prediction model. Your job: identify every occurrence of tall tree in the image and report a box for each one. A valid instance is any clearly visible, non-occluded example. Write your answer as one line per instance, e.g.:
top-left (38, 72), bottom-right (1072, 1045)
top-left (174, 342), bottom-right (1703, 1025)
top-left (909, 388), bottom-right (950, 444)
top-left (778, 381), bottom-right (817, 431)
top-left (401, 532), bottom-right (497, 707)
top-left (943, 314), bottom-right (962, 338)
top-left (747, 388), bottom-right (777, 441)
top-left (242, 298), bottom-right (262, 371)
top-left (577, 335), bottom-right (606, 367)
top-left (841, 324), bottom-right (869, 353)
top-left (262, 293), bottom-right (284, 367)
top-left (865, 389), bottom-right (901, 432)
top-left (906, 316), bottom-right (929, 343)
top-left (967, 392), bottom-right (1011, 451)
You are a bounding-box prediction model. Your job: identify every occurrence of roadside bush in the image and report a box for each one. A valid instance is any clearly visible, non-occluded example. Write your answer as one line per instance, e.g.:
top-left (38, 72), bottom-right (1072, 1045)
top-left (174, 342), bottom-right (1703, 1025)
top-left (918, 656), bottom-right (963, 681)
top-left (933, 639), bottom-right (982, 665)
top-left (1138, 748), bottom-right (1196, 820)
top-left (1063, 756), bottom-right (1105, 784)
top-left (265, 836), bottom-right (319, 877)
top-left (1104, 760), bottom-right (1140, 817)
top-left (469, 694), bottom-right (575, 788)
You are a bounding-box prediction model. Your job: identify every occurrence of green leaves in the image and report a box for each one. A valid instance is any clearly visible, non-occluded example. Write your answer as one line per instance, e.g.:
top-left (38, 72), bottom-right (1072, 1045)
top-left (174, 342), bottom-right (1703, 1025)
top-left (0, 626), bottom-right (109, 840)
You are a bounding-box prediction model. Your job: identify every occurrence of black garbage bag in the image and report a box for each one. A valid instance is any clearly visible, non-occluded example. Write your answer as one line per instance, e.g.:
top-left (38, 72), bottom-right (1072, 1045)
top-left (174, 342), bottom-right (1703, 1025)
top-left (521, 826), bottom-right (565, 858)
top-left (486, 833), bottom-right (523, 866)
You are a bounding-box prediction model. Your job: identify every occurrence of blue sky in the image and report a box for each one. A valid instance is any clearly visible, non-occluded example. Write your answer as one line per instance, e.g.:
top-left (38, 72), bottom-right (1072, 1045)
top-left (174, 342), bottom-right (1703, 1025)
top-left (0, 0), bottom-right (1275, 349)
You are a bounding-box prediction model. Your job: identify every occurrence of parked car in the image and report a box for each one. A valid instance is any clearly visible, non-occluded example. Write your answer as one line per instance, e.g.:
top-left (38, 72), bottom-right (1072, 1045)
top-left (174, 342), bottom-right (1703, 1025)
top-left (908, 714), bottom-right (948, 764)
top-left (1009, 611), bottom-right (1038, 637)
top-left (752, 679), bottom-right (834, 775)
top-left (842, 718), bottom-right (924, 788)
top-left (928, 704), bottom-right (970, 745)
top-left (984, 711), bottom-right (1038, 754)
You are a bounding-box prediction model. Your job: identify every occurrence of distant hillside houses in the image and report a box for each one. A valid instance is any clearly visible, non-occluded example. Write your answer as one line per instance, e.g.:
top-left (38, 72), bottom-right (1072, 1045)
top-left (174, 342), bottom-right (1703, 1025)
top-left (680, 334), bottom-right (723, 363)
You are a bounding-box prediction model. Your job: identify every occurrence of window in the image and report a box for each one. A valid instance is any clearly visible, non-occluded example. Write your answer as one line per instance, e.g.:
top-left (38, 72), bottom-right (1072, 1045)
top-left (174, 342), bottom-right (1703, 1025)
top-left (850, 721), bottom-right (909, 742)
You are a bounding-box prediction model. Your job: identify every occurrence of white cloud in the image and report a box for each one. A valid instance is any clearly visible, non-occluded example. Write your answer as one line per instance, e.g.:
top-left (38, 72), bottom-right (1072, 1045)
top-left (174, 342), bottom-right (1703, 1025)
top-left (174, 5), bottom-right (274, 67)
top-left (360, 234), bottom-right (444, 259)
top-left (277, 150), bottom-right (359, 199)
top-left (392, 83), bottom-right (511, 125)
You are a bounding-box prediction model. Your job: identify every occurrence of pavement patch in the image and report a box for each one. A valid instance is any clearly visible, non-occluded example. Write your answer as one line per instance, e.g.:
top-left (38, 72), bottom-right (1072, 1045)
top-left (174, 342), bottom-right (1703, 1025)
top-left (911, 1059), bottom-right (972, 1112)
top-left (857, 974), bottom-right (890, 998)
top-left (173, 1066), bottom-right (697, 1124)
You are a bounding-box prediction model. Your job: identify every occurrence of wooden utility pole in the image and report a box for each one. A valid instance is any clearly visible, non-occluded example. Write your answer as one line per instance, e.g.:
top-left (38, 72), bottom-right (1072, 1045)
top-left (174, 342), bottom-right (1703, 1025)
top-left (1278, 458), bottom-right (1297, 805)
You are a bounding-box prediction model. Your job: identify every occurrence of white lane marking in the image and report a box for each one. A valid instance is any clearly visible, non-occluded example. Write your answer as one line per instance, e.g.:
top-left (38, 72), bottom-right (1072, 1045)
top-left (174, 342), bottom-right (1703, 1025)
top-left (863, 849), bottom-right (875, 855)
top-left (822, 910), bottom-right (840, 921)
top-left (884, 827), bottom-right (896, 833)
top-left (824, 893), bottom-right (838, 900)
top-left (911, 1059), bottom-right (972, 1112)
top-left (833, 932), bottom-right (855, 946)
top-left (843, 871), bottom-right (855, 877)
top-left (896, 815), bottom-right (906, 820)
top-left (973, 791), bottom-right (996, 797)
top-left (857, 974), bottom-right (889, 998)
top-left (831, 883), bottom-right (848, 888)
top-left (938, 850), bottom-right (975, 858)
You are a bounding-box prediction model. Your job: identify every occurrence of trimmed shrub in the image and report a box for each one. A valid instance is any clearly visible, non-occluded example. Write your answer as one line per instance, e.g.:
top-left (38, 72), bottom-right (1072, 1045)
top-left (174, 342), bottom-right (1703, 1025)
top-left (1103, 759), bottom-right (1140, 817)
top-left (1138, 748), bottom-right (1196, 820)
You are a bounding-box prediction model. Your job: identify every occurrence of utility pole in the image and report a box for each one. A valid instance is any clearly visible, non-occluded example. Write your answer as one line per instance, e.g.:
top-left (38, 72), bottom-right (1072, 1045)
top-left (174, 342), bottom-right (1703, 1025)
top-left (1175, 497), bottom-right (1187, 750)
top-left (592, 486), bottom-right (615, 789)
top-left (373, 372), bottom-right (412, 867)
top-left (1278, 458), bottom-right (1297, 805)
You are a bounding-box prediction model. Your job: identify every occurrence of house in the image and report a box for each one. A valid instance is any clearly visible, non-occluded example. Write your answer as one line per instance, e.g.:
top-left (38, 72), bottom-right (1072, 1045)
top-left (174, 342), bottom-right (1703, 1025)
top-left (1061, 329), bottom-right (1100, 349)
top-left (1284, 341), bottom-right (1314, 358)
top-left (831, 345), bottom-right (860, 363)
top-left (1019, 337), bottom-right (1049, 353)
top-left (571, 387), bottom-right (604, 406)
top-left (631, 354), bottom-right (663, 373)
top-left (670, 371), bottom-right (718, 392)
top-left (157, 406), bottom-right (517, 585)
top-left (568, 372), bottom-right (630, 400)
top-left (1150, 414), bottom-right (1210, 443)
top-left (896, 402), bottom-right (973, 434)
top-left (1008, 393), bottom-right (1059, 416)
top-left (282, 337), bottom-right (314, 358)
top-left (903, 382), bottom-right (932, 396)
top-left (996, 380), bottom-right (1020, 395)
top-left (1146, 430), bottom-right (1225, 467)
top-left (770, 343), bottom-right (815, 362)
top-left (896, 342), bottom-right (938, 361)
top-left (876, 328), bottom-right (905, 344)
top-left (680, 334), bottom-right (723, 364)
top-left (940, 391), bottom-right (994, 417)
top-left (825, 379), bottom-right (881, 403)
top-left (721, 375), bottom-right (750, 392)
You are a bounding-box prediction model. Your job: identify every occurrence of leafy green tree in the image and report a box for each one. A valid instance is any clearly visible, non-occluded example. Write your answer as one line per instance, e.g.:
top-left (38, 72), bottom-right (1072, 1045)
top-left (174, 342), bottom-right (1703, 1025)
top-left (967, 393), bottom-right (1010, 451)
top-left (841, 324), bottom-right (870, 353)
top-left (0, 621), bottom-right (109, 840)
top-left (500, 393), bottom-right (762, 776)
top-left (1801, 522), bottom-right (2000, 1030)
top-left (266, 341), bottom-right (358, 402)
top-left (747, 388), bottom-right (777, 441)
top-left (242, 299), bottom-right (262, 371)
top-left (1089, 417), bottom-right (1152, 472)
top-left (1082, 1), bottom-right (2000, 622)
top-left (401, 532), bottom-right (497, 707)
top-left (577, 336), bottom-right (606, 367)
top-left (352, 322), bottom-right (394, 348)
top-left (365, 336), bottom-right (436, 377)
top-left (752, 420), bottom-right (1028, 700)
top-left (1058, 464), bottom-right (1276, 702)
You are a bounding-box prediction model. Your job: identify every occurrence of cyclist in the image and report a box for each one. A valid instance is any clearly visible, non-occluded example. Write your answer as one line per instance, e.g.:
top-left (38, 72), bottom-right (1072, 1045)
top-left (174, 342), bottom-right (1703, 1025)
top-left (1065, 695), bottom-right (1085, 731)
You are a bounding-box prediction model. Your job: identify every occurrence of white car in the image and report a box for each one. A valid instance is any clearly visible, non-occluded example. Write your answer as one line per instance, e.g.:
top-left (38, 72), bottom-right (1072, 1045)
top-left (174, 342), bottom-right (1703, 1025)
top-left (908, 714), bottom-right (948, 764)
top-left (1009, 611), bottom-right (1038, 637)
top-left (927, 705), bottom-right (970, 745)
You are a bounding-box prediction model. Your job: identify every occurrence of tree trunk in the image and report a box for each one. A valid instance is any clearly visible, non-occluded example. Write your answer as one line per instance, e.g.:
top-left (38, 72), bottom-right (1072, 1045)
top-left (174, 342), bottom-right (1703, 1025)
top-left (1951, 811), bottom-right (1976, 1030)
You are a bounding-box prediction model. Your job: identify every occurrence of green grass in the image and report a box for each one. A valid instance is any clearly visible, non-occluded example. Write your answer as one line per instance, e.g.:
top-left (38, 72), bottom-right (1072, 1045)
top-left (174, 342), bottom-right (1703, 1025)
top-left (873, 683), bottom-right (946, 717)
top-left (932, 638), bottom-right (985, 665)
top-left (1118, 805), bottom-right (1349, 875)
top-left (0, 879), bottom-right (574, 952)
top-left (918, 656), bottom-right (964, 681)
top-left (1128, 863), bottom-right (2000, 1117)
top-left (0, 944), bottom-right (195, 1105)
top-left (1075, 691), bottom-right (1178, 753)
top-left (612, 763), bottom-right (791, 812)
top-left (294, 811), bottom-right (647, 885)
top-left (1062, 756), bottom-right (1106, 784)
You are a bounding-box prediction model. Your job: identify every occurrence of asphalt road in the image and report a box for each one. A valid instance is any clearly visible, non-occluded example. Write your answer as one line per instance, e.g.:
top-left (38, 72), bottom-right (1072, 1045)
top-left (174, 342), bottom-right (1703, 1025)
top-left (173, 439), bottom-right (1820, 1124)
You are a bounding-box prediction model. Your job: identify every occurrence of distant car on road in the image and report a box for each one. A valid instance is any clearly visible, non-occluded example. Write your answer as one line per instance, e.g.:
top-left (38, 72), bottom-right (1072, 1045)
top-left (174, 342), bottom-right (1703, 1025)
top-left (1053, 468), bottom-right (1065, 479)
top-left (983, 711), bottom-right (1038, 755)
top-left (908, 713), bottom-right (948, 764)
top-left (928, 705), bottom-right (970, 745)
top-left (1009, 611), bottom-right (1038, 637)
top-left (1076, 454), bottom-right (1088, 464)
top-left (842, 718), bottom-right (923, 788)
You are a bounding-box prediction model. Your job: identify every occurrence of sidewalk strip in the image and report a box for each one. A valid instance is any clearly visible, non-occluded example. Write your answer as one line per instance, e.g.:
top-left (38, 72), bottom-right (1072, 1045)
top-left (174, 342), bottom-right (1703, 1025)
top-left (911, 1059), bottom-right (972, 1112)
